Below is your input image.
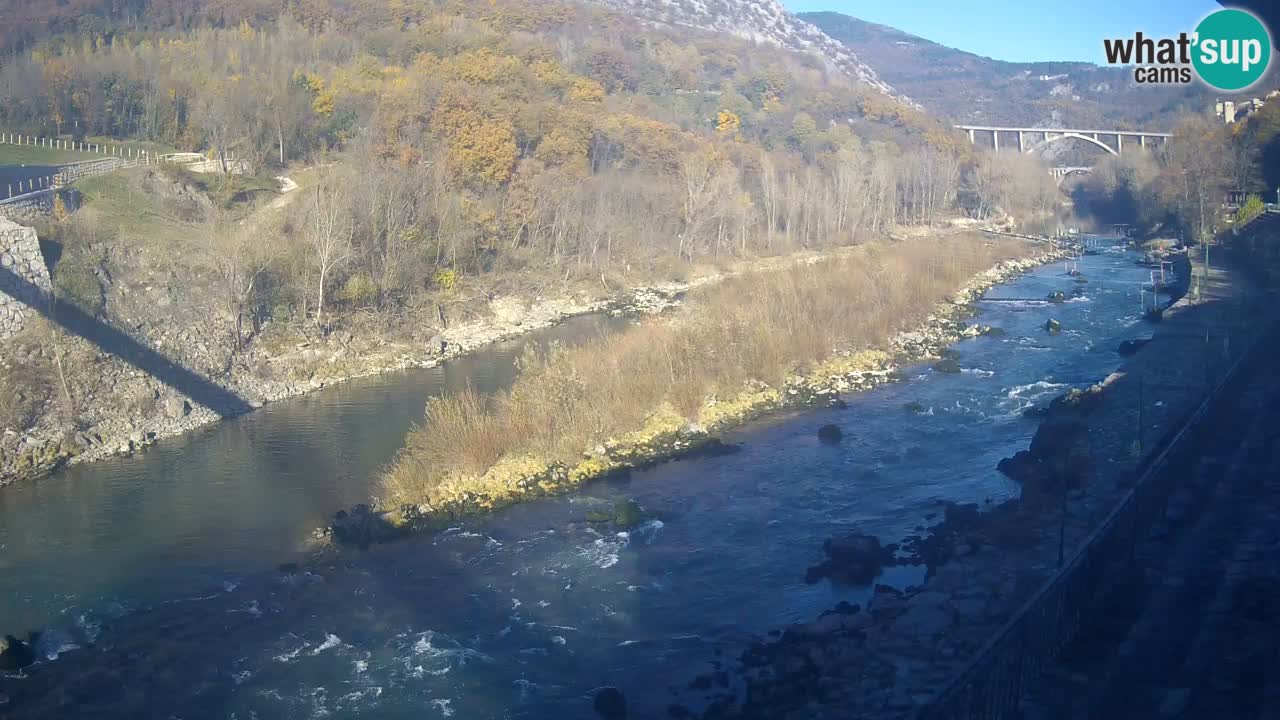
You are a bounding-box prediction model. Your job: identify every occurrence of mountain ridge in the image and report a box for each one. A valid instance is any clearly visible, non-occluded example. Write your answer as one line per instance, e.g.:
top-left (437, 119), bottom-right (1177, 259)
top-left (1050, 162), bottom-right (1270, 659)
top-left (801, 10), bottom-right (1274, 129)
top-left (587, 0), bottom-right (915, 105)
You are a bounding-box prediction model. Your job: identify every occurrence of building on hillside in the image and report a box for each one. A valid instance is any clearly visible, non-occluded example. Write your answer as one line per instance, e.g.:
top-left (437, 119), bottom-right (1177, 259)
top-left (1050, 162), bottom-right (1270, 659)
top-left (1216, 89), bottom-right (1280, 123)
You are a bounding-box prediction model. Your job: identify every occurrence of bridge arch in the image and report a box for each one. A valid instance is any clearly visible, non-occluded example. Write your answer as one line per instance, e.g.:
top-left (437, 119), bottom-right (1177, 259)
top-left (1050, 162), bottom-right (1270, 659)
top-left (1027, 132), bottom-right (1119, 157)
top-left (1053, 167), bottom-right (1093, 186)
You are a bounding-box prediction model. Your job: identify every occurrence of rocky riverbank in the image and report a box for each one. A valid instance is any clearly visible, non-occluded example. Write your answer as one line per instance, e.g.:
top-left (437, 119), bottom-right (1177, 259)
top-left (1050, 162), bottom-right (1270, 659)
top-left (0, 244), bottom-right (895, 488)
top-left (333, 247), bottom-right (1068, 545)
top-left (683, 249), bottom-right (1271, 720)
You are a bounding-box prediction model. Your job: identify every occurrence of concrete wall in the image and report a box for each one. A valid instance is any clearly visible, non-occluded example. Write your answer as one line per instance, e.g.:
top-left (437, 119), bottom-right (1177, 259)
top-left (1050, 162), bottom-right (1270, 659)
top-left (0, 217), bottom-right (52, 339)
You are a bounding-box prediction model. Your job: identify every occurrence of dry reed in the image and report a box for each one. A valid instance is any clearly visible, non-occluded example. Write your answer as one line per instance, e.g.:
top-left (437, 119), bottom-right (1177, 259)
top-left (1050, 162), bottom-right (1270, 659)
top-left (383, 234), bottom-right (1031, 505)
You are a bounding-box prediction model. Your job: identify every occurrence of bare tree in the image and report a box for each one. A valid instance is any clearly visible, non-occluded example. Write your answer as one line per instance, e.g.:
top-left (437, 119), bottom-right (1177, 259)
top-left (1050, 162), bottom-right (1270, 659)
top-left (207, 214), bottom-right (280, 350)
top-left (1161, 115), bottom-right (1231, 243)
top-left (305, 175), bottom-right (354, 332)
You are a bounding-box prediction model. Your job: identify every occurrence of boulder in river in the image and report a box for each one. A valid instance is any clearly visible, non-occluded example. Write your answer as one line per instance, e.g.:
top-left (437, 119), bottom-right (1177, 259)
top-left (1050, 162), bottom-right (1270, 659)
top-left (981, 326), bottom-right (1007, 337)
top-left (594, 686), bottom-right (627, 719)
top-left (613, 498), bottom-right (644, 528)
top-left (805, 532), bottom-right (896, 586)
top-left (1046, 291), bottom-right (1067, 303)
top-left (1001, 414), bottom-right (1092, 506)
top-left (1045, 318), bottom-right (1062, 335)
top-left (587, 498), bottom-right (647, 527)
top-left (330, 504), bottom-right (405, 547)
top-left (932, 357), bottom-right (962, 374)
top-left (0, 634), bottom-right (36, 671)
top-left (817, 424), bottom-right (843, 444)
top-left (903, 401), bottom-right (927, 414)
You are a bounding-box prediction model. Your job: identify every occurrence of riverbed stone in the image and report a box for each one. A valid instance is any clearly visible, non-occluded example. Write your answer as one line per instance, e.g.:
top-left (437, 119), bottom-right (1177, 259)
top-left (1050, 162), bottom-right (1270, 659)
top-left (0, 634), bottom-right (36, 670)
top-left (808, 532), bottom-right (895, 586)
top-left (613, 498), bottom-right (644, 528)
top-left (817, 424), bottom-right (843, 444)
top-left (593, 686), bottom-right (627, 719)
top-left (932, 358), bottom-right (962, 374)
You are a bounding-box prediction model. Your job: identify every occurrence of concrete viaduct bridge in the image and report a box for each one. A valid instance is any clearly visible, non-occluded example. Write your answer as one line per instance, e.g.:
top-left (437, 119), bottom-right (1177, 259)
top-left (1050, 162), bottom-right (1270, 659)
top-left (957, 125), bottom-right (1174, 183)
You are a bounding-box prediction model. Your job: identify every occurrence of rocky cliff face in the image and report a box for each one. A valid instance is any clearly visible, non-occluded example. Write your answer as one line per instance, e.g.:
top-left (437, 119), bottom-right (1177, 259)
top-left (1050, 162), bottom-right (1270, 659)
top-left (0, 217), bottom-right (52, 339)
top-left (588, 0), bottom-right (912, 104)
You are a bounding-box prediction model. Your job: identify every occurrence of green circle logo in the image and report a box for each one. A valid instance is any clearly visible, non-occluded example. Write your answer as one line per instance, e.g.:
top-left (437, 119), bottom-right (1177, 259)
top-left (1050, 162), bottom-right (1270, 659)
top-left (1193, 9), bottom-right (1271, 91)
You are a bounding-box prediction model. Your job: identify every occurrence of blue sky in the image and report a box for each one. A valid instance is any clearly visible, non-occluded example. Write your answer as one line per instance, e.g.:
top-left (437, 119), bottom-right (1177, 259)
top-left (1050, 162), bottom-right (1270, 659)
top-left (785, 0), bottom-right (1223, 64)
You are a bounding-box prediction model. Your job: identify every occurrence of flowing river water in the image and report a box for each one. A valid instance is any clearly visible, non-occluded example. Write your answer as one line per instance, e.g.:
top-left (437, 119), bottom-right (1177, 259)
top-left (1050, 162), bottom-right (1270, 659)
top-left (1, 240), bottom-right (1159, 719)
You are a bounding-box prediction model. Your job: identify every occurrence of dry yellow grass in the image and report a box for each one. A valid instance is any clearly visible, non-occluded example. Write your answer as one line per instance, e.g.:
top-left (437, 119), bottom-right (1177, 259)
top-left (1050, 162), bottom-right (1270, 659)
top-left (383, 233), bottom-right (1031, 508)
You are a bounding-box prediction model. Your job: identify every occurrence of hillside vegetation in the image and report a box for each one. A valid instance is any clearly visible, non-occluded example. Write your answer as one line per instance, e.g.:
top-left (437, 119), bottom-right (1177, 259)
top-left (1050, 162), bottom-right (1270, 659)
top-left (0, 0), bottom-right (1062, 333)
top-left (0, 0), bottom-right (1067, 484)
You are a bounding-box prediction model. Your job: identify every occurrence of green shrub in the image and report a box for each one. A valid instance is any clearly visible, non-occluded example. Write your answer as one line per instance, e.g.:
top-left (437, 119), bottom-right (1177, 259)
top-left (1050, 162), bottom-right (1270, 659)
top-left (1236, 194), bottom-right (1266, 226)
top-left (339, 273), bottom-right (379, 306)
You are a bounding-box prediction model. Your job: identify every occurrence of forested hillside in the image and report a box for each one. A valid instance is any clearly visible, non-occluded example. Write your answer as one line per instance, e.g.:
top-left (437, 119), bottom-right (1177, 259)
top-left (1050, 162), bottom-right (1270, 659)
top-left (0, 0), bottom-right (1051, 304)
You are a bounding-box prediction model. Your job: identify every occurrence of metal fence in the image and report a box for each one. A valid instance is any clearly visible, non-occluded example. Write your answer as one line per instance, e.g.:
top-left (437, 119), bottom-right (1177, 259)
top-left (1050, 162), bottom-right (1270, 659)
top-left (0, 131), bottom-right (152, 161)
top-left (915, 313), bottom-right (1266, 720)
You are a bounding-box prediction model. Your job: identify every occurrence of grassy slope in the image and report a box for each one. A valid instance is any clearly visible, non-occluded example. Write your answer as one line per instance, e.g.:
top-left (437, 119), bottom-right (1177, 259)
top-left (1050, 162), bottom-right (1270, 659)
top-left (0, 138), bottom-right (180, 167)
top-left (0, 144), bottom-right (94, 165)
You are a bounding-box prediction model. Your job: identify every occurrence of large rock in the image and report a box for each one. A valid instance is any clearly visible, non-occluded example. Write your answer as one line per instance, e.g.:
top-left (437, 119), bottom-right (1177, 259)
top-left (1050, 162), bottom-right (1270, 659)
top-left (163, 396), bottom-right (191, 419)
top-left (817, 424), bottom-right (843, 444)
top-left (1000, 404), bottom-right (1092, 506)
top-left (330, 504), bottom-right (404, 547)
top-left (806, 532), bottom-right (896, 586)
top-left (0, 634), bottom-right (36, 670)
top-left (593, 687), bottom-right (627, 719)
top-left (612, 498), bottom-right (644, 528)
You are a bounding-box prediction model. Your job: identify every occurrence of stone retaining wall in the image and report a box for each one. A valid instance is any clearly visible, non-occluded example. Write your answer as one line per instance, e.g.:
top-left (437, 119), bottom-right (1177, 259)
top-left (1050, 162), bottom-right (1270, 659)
top-left (0, 217), bottom-right (52, 338)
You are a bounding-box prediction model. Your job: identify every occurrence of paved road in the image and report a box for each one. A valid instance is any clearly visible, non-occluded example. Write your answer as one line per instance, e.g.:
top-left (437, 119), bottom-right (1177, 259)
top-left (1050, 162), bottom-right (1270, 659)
top-left (0, 164), bottom-right (58, 198)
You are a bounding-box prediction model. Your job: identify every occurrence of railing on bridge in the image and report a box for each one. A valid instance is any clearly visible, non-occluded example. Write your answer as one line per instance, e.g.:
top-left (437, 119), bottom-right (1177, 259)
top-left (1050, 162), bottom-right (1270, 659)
top-left (915, 305), bottom-right (1266, 720)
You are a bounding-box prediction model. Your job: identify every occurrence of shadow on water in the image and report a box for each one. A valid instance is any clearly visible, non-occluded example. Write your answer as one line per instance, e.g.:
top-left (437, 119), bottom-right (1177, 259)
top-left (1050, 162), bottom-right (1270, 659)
top-left (0, 264), bottom-right (253, 416)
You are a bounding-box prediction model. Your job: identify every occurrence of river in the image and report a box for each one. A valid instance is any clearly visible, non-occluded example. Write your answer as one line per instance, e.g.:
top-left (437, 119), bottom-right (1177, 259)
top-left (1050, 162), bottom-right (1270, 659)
top-left (0, 240), bottom-right (1158, 719)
